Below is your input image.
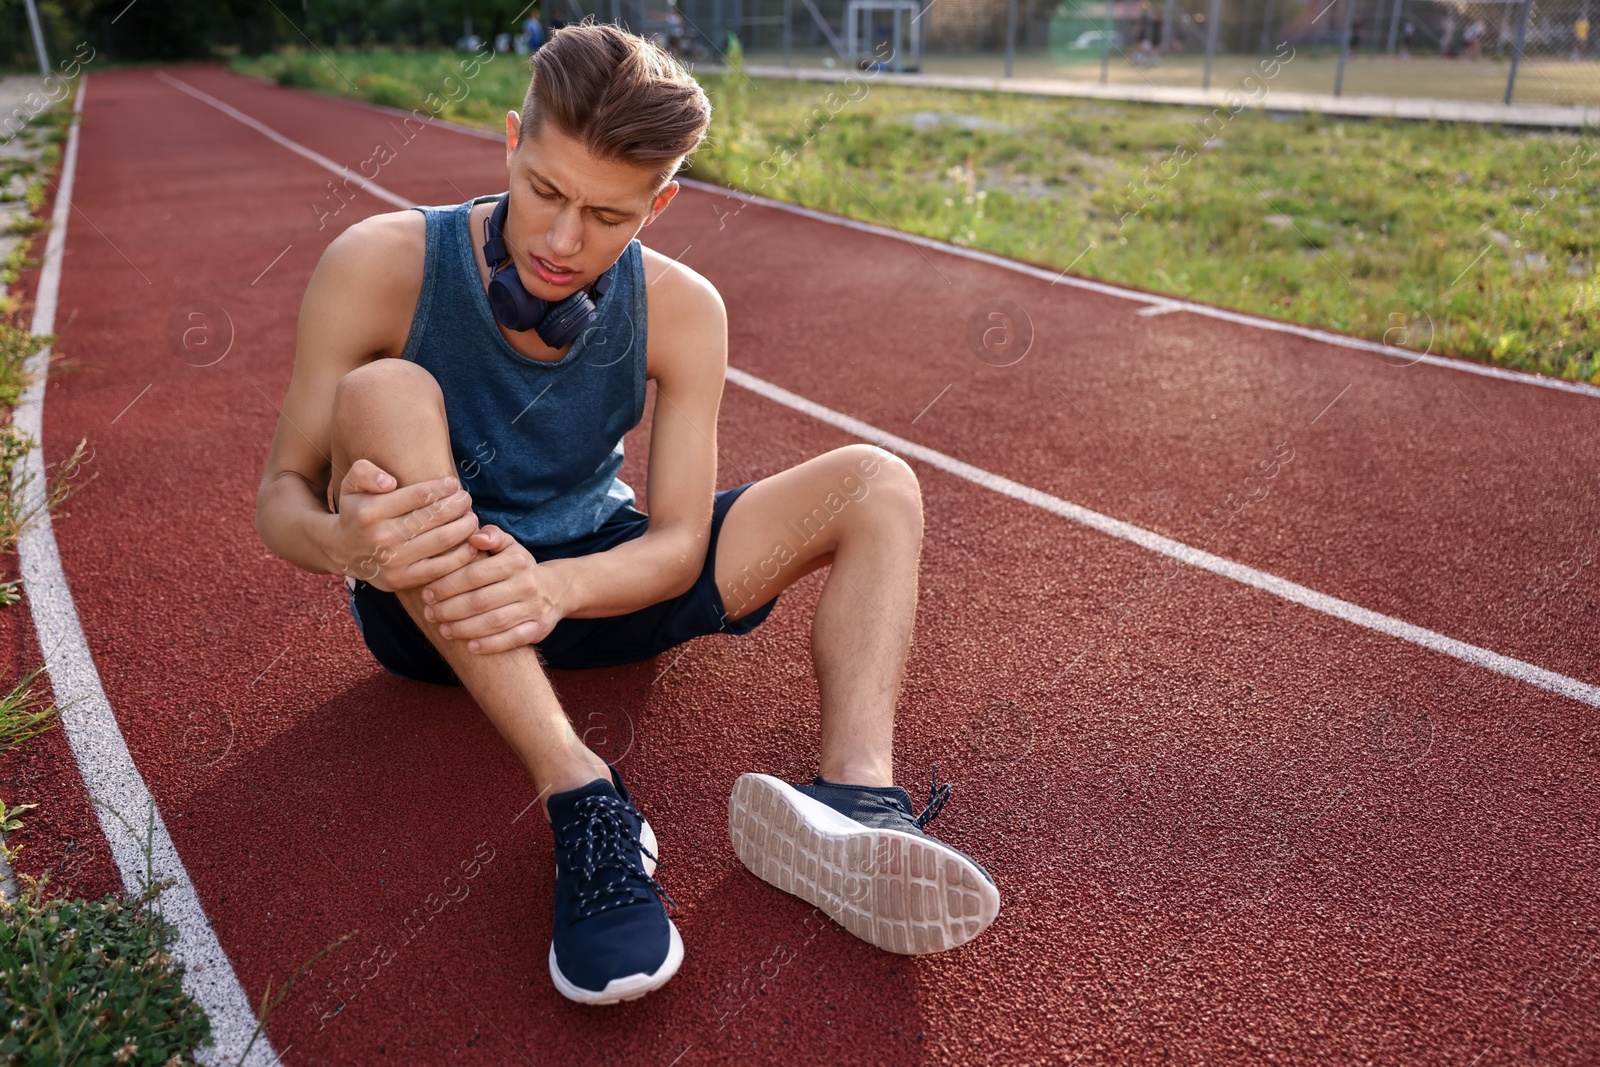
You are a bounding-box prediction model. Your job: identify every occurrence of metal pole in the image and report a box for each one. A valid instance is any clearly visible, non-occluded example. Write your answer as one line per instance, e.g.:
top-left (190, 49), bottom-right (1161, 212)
top-left (1203, 0), bottom-right (1221, 87)
top-left (1334, 0), bottom-right (1353, 95)
top-left (1386, 0), bottom-right (1402, 52)
top-left (784, 0), bottom-right (792, 64)
top-left (1099, 0), bottom-right (1114, 83)
top-left (1261, 0), bottom-right (1274, 50)
top-left (1005, 0), bottom-right (1018, 74)
top-left (23, 0), bottom-right (48, 77)
top-left (713, 0), bottom-right (725, 56)
top-left (1504, 0), bottom-right (1533, 103)
top-left (894, 0), bottom-right (904, 69)
top-left (1161, 0), bottom-right (1175, 50)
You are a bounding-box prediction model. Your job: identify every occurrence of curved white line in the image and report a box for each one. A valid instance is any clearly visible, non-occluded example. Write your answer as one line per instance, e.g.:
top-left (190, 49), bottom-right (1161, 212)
top-left (13, 78), bottom-right (281, 1067)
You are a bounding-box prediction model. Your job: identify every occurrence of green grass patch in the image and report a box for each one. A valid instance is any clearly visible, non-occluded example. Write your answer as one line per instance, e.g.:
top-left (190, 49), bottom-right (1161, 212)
top-left (0, 316), bottom-right (92, 553)
top-left (0, 665), bottom-right (59, 753)
top-left (0, 873), bottom-right (212, 1066)
top-left (232, 47), bottom-right (1600, 381)
top-left (238, 45), bottom-right (532, 128)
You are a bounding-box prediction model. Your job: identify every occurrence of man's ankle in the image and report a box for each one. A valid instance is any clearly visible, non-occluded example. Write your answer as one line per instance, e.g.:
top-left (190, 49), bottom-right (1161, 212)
top-left (540, 752), bottom-right (614, 819)
top-left (817, 758), bottom-right (894, 789)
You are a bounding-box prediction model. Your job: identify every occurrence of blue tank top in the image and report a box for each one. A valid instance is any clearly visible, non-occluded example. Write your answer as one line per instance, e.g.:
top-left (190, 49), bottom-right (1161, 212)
top-left (400, 195), bottom-right (648, 549)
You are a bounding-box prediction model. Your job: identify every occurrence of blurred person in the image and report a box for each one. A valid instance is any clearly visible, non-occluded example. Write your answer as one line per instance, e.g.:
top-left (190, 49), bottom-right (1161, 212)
top-left (1134, 0), bottom-right (1159, 64)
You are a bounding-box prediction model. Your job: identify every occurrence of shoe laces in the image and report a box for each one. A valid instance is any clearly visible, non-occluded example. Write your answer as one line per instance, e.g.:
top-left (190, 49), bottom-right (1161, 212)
top-left (554, 794), bottom-right (677, 920)
top-left (911, 765), bottom-right (953, 830)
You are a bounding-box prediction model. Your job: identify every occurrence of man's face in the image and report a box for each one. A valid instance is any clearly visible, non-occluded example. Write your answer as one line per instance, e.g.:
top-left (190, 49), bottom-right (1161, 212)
top-left (501, 111), bottom-right (678, 298)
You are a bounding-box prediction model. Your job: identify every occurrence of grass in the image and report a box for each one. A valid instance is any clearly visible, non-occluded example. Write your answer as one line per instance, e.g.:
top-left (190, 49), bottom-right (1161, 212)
top-left (0, 665), bottom-right (59, 755)
top-left (231, 46), bottom-right (1598, 382)
top-left (0, 325), bottom-right (93, 553)
top-left (0, 873), bottom-right (211, 1066)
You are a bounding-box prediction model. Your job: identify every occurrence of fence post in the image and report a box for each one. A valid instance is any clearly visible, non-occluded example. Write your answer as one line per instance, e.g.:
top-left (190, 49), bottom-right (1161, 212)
top-left (1100, 0), bottom-right (1115, 83)
top-left (784, 0), bottom-right (793, 64)
top-left (1504, 0), bottom-right (1533, 104)
top-left (1006, 0), bottom-right (1018, 75)
top-left (1334, 0), bottom-right (1353, 95)
top-left (1386, 0), bottom-right (1402, 52)
top-left (1162, 0), bottom-right (1176, 50)
top-left (23, 0), bottom-right (48, 78)
top-left (893, 0), bottom-right (904, 70)
top-left (1203, 0), bottom-right (1222, 88)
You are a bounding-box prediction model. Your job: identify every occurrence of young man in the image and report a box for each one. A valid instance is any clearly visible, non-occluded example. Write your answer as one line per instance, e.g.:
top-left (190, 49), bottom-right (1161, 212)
top-left (255, 21), bottom-right (999, 1005)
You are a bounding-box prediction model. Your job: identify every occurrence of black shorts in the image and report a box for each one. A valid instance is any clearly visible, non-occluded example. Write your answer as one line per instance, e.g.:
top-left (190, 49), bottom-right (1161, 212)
top-left (345, 481), bottom-right (778, 681)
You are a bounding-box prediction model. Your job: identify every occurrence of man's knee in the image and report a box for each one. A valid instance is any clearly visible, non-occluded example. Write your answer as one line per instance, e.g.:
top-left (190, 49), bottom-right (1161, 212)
top-left (840, 445), bottom-right (921, 532)
top-left (332, 359), bottom-right (446, 429)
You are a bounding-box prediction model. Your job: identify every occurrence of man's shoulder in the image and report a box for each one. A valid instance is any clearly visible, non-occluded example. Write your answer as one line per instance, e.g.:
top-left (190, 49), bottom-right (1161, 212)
top-left (306, 209), bottom-right (428, 359)
top-left (322, 208), bottom-right (427, 280)
top-left (639, 241), bottom-right (723, 319)
top-left (638, 242), bottom-right (727, 383)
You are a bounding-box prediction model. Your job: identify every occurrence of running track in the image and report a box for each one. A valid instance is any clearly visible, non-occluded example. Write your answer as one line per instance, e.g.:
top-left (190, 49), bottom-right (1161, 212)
top-left (6, 64), bottom-right (1598, 1065)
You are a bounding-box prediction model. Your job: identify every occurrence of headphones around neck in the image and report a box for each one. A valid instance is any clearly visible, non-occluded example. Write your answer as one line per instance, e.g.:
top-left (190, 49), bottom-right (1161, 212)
top-left (481, 193), bottom-right (618, 349)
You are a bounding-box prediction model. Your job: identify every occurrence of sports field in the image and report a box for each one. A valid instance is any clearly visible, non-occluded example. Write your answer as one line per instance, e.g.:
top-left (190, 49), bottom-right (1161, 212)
top-left (0, 56), bottom-right (1595, 1064)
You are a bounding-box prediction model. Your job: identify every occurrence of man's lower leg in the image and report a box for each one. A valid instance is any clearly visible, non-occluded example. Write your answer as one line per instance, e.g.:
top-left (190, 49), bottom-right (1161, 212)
top-left (809, 509), bottom-right (921, 788)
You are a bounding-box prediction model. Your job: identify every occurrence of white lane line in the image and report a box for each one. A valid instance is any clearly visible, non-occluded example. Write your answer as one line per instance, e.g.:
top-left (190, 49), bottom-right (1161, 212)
top-left (13, 78), bottom-right (281, 1067)
top-left (154, 70), bottom-right (410, 210)
top-left (675, 179), bottom-right (1600, 400)
top-left (258, 85), bottom-right (1600, 402)
top-left (164, 78), bottom-right (1600, 707)
top-left (728, 367), bottom-right (1600, 708)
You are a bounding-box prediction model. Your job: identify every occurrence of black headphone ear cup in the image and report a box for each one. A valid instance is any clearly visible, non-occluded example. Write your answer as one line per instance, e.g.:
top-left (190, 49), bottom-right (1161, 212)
top-left (488, 261), bottom-right (550, 331)
top-left (533, 291), bottom-right (598, 349)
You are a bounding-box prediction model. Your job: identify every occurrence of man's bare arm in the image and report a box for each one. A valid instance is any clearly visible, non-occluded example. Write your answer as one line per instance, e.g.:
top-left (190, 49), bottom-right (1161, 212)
top-left (255, 211), bottom-right (475, 585)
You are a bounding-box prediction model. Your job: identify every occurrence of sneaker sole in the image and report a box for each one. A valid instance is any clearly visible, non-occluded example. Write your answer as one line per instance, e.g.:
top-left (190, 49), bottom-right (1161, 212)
top-left (548, 920), bottom-right (684, 1005)
top-left (728, 773), bottom-right (1000, 955)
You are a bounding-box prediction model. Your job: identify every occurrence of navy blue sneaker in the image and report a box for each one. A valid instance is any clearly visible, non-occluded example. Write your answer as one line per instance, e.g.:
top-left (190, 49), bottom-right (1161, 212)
top-left (546, 768), bottom-right (683, 1004)
top-left (728, 766), bottom-right (999, 954)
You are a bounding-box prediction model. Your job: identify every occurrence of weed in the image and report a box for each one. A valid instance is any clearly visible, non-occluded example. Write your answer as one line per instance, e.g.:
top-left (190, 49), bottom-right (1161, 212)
top-left (0, 870), bottom-right (212, 1066)
top-left (0, 665), bottom-right (59, 753)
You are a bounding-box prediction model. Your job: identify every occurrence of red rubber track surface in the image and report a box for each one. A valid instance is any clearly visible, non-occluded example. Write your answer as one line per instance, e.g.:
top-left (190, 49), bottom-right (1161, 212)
top-left (8, 64), bottom-right (1599, 1065)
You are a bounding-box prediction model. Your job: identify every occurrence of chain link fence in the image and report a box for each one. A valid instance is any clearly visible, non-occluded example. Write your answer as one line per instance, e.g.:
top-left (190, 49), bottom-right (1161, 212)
top-left (557, 0), bottom-right (1598, 106)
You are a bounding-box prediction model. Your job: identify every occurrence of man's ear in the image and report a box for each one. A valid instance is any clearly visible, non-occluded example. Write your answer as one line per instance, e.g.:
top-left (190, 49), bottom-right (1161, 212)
top-left (643, 180), bottom-right (679, 225)
top-left (505, 111), bottom-right (520, 165)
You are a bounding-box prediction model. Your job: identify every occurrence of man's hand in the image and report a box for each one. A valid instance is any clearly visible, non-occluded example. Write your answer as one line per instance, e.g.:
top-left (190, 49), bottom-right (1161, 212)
top-left (420, 525), bottom-right (572, 654)
top-left (332, 460), bottom-right (480, 592)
